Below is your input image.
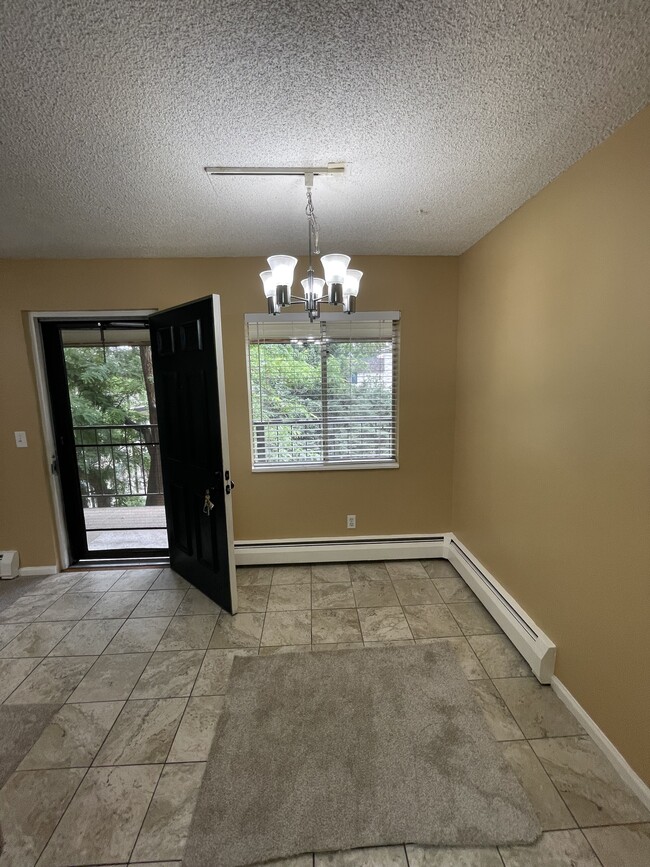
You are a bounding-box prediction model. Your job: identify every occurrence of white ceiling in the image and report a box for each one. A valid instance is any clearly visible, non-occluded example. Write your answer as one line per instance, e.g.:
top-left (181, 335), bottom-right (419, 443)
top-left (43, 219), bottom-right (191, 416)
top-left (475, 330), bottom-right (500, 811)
top-left (0, 1), bottom-right (648, 259)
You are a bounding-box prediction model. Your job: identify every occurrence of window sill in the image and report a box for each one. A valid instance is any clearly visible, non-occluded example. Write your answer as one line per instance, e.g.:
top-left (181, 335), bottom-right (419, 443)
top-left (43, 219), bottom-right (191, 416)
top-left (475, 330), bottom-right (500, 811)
top-left (252, 461), bottom-right (400, 474)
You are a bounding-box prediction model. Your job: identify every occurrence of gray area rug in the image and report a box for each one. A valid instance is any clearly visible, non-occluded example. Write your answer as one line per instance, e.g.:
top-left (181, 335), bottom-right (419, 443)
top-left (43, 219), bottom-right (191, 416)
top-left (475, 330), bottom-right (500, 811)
top-left (0, 704), bottom-right (62, 853)
top-left (183, 645), bottom-right (541, 867)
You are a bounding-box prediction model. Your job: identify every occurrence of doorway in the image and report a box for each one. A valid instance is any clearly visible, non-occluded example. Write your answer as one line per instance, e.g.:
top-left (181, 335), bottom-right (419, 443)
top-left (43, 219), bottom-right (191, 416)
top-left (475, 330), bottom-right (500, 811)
top-left (41, 317), bottom-right (168, 562)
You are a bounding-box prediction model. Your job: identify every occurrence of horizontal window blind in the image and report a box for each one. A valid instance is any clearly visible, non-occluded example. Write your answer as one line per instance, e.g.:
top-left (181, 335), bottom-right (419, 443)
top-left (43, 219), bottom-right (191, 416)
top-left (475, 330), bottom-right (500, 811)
top-left (246, 314), bottom-right (400, 469)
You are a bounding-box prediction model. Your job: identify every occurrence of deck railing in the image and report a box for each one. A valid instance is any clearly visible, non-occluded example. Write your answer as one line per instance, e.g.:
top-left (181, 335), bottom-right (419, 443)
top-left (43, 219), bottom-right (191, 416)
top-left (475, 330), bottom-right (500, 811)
top-left (73, 424), bottom-right (163, 508)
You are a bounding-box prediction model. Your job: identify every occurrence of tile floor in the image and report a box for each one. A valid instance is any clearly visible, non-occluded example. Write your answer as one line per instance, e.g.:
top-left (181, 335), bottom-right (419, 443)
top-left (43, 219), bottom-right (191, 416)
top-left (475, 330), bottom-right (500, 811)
top-left (0, 559), bottom-right (647, 867)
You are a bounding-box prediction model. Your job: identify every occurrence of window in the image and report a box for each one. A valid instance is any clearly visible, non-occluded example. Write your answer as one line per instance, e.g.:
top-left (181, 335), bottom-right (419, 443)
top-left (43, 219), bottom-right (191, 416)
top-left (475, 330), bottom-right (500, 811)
top-left (246, 312), bottom-right (400, 470)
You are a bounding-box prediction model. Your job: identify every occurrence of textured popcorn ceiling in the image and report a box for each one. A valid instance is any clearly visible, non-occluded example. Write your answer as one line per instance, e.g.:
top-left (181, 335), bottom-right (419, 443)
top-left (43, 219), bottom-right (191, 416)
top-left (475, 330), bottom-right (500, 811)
top-left (0, 0), bottom-right (648, 258)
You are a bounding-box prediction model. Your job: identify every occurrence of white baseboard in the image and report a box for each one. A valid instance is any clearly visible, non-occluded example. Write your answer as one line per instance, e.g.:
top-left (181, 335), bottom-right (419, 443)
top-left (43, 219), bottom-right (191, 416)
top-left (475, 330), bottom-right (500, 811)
top-left (235, 534), bottom-right (449, 566)
top-left (551, 676), bottom-right (650, 810)
top-left (18, 565), bottom-right (58, 577)
top-left (445, 535), bottom-right (556, 684)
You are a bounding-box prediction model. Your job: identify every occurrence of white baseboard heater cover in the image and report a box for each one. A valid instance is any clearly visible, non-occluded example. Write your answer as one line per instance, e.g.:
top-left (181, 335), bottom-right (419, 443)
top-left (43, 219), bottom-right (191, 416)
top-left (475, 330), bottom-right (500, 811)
top-left (446, 535), bottom-right (556, 683)
top-left (235, 534), bottom-right (448, 566)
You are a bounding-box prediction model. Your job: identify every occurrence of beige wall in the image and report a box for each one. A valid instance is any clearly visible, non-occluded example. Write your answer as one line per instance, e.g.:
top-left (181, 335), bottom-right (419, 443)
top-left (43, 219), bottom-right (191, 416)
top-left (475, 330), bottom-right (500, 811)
top-left (0, 256), bottom-right (458, 567)
top-left (453, 107), bottom-right (650, 782)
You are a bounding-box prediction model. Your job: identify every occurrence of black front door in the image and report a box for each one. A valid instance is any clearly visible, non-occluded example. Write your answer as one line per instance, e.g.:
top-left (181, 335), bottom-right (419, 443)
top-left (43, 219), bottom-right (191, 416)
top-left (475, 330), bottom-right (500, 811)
top-left (149, 295), bottom-right (237, 613)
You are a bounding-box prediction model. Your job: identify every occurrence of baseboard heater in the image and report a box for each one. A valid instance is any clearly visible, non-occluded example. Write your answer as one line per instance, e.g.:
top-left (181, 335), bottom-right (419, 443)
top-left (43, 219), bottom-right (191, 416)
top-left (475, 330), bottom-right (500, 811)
top-left (446, 535), bottom-right (556, 683)
top-left (234, 534), bottom-right (447, 567)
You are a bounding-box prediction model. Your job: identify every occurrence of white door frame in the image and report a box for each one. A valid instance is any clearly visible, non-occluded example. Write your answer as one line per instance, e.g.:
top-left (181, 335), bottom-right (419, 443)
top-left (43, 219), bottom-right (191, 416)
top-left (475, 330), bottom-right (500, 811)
top-left (29, 309), bottom-right (157, 570)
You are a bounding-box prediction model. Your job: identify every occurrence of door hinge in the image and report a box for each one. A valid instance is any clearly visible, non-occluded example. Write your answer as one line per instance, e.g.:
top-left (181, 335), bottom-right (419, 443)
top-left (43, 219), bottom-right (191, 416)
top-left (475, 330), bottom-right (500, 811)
top-left (50, 454), bottom-right (58, 475)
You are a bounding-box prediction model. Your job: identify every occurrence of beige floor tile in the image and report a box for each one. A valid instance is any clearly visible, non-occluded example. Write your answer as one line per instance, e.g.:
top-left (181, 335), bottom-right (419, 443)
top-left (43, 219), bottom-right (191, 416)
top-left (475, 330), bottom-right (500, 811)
top-left (0, 621), bottom-right (74, 657)
top-left (364, 639), bottom-right (415, 648)
top-left (37, 592), bottom-right (105, 622)
top-left (272, 564), bottom-right (312, 584)
top-left (131, 762), bottom-right (206, 862)
top-left (150, 569), bottom-right (191, 591)
top-left (583, 823), bottom-right (650, 867)
top-left (104, 616), bottom-right (171, 653)
top-left (392, 578), bottom-right (443, 606)
top-left (415, 637), bottom-right (488, 679)
top-left (68, 652), bottom-right (151, 702)
top-left (5, 656), bottom-right (96, 704)
top-left (37, 764), bottom-right (162, 866)
top-left (470, 679), bottom-right (524, 741)
top-left (70, 571), bottom-right (124, 592)
top-left (312, 563), bottom-right (351, 583)
top-left (501, 741), bottom-right (576, 831)
top-left (261, 610), bottom-right (312, 646)
top-left (132, 650), bottom-right (205, 699)
top-left (467, 634), bottom-right (531, 678)
top-left (357, 606), bottom-right (412, 641)
top-left (109, 568), bottom-right (162, 591)
top-left (311, 642), bottom-right (365, 652)
top-left (93, 697), bottom-right (186, 765)
top-left (384, 560), bottom-right (429, 580)
top-left (447, 602), bottom-right (501, 635)
top-left (0, 656), bottom-right (42, 701)
top-left (18, 701), bottom-right (124, 770)
top-left (406, 845), bottom-right (504, 865)
top-left (130, 590), bottom-right (187, 618)
top-left (352, 579), bottom-right (400, 608)
top-left (349, 561), bottom-right (390, 581)
top-left (531, 736), bottom-right (650, 826)
top-left (192, 648), bottom-right (256, 695)
top-left (236, 584), bottom-right (271, 612)
top-left (250, 858), bottom-right (313, 867)
top-left (494, 678), bottom-right (585, 739)
top-left (259, 644), bottom-right (312, 655)
top-left (311, 608), bottom-right (362, 643)
top-left (48, 618), bottom-right (124, 656)
top-left (267, 583), bottom-right (312, 611)
top-left (499, 829), bottom-right (601, 866)
top-left (421, 559), bottom-right (459, 579)
top-left (83, 590), bottom-right (145, 619)
top-left (0, 622), bottom-right (27, 650)
top-left (316, 846), bottom-right (408, 866)
top-left (158, 615), bottom-right (219, 651)
top-left (167, 695), bottom-right (224, 762)
top-left (236, 565), bottom-right (274, 586)
top-left (0, 767), bottom-right (86, 865)
top-left (432, 575), bottom-right (476, 602)
top-left (176, 588), bottom-right (222, 616)
top-left (0, 594), bottom-right (58, 623)
top-left (209, 612), bottom-right (264, 648)
top-left (312, 582), bottom-right (356, 609)
top-left (403, 604), bottom-right (462, 639)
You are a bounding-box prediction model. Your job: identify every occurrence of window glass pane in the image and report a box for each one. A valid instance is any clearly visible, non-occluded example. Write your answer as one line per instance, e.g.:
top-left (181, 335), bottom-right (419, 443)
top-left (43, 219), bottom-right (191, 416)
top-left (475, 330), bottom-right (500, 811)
top-left (247, 316), bottom-right (399, 469)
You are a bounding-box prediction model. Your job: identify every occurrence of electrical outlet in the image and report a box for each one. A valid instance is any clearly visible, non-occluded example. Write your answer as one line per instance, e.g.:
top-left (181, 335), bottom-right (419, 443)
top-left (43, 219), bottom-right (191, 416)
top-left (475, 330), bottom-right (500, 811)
top-left (347, 514), bottom-right (356, 529)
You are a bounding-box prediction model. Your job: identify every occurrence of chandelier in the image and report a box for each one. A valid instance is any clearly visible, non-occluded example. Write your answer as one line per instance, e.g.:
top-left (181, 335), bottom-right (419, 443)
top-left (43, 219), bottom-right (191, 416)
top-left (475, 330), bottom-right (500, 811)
top-left (259, 176), bottom-right (362, 321)
top-left (204, 164), bottom-right (360, 322)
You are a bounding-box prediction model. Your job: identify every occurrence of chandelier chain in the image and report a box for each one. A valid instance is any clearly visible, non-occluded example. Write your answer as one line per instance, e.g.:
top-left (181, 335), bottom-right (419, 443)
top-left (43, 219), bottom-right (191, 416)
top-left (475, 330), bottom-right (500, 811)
top-left (305, 188), bottom-right (320, 254)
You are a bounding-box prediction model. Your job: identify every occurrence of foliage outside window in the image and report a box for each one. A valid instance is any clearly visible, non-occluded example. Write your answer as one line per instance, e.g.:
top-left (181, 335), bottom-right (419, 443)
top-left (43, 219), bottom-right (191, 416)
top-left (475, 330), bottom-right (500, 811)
top-left (246, 314), bottom-right (399, 470)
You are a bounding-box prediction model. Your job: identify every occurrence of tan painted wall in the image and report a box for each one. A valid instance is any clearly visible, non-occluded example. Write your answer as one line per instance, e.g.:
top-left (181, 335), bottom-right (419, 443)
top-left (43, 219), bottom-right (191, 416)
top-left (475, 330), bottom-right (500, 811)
top-left (0, 256), bottom-right (458, 567)
top-left (453, 107), bottom-right (650, 782)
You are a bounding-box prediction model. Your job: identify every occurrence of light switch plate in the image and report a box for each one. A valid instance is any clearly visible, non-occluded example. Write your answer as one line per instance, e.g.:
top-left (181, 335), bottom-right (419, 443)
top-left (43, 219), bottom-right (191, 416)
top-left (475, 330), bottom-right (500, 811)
top-left (14, 431), bottom-right (28, 448)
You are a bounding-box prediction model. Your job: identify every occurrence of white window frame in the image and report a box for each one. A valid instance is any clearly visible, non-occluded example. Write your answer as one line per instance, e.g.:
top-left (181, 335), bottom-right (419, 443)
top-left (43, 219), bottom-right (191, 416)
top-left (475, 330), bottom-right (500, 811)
top-left (245, 312), bottom-right (400, 473)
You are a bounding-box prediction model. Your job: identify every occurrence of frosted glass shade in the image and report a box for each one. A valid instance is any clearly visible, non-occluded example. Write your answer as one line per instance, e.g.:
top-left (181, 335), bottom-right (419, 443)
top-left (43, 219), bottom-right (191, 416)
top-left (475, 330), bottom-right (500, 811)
top-left (343, 269), bottom-right (363, 297)
top-left (321, 253), bottom-right (350, 286)
top-left (301, 276), bottom-right (325, 299)
top-left (260, 270), bottom-right (276, 298)
top-left (267, 255), bottom-right (297, 288)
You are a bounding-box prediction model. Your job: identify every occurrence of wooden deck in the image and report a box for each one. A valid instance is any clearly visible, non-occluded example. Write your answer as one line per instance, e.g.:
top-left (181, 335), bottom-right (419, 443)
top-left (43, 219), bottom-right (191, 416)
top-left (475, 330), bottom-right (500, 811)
top-left (84, 506), bottom-right (167, 550)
